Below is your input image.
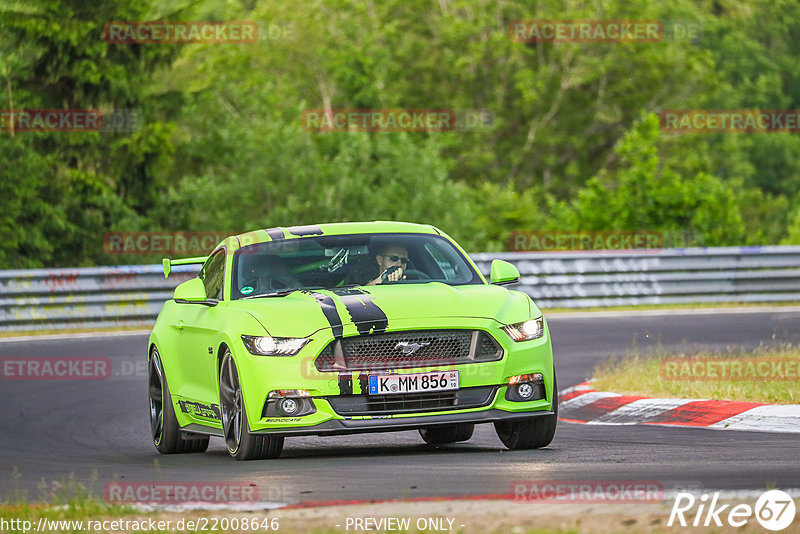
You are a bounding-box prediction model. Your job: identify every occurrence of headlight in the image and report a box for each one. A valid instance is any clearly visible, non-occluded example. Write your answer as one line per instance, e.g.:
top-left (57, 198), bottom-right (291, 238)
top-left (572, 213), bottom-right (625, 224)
top-left (502, 317), bottom-right (545, 341)
top-left (241, 335), bottom-right (309, 356)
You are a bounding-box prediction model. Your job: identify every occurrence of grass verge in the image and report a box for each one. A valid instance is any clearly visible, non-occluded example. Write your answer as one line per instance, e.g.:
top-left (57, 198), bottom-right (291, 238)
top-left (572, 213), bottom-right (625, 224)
top-left (591, 344), bottom-right (799, 404)
top-left (0, 474), bottom-right (138, 533)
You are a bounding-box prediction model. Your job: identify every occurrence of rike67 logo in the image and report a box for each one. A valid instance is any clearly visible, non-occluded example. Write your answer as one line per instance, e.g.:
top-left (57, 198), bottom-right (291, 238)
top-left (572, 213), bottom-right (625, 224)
top-left (669, 490), bottom-right (796, 531)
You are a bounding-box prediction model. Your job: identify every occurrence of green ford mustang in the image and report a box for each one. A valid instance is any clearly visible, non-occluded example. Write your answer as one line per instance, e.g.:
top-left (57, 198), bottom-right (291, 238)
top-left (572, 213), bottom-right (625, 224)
top-left (148, 221), bottom-right (557, 460)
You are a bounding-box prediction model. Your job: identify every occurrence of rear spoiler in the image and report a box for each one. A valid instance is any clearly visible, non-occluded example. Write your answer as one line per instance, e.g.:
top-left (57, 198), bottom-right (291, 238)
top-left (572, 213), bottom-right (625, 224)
top-left (162, 256), bottom-right (208, 278)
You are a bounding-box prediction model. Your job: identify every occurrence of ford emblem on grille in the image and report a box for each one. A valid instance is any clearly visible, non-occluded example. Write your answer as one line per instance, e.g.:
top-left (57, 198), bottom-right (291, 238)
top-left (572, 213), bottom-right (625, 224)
top-left (394, 341), bottom-right (431, 355)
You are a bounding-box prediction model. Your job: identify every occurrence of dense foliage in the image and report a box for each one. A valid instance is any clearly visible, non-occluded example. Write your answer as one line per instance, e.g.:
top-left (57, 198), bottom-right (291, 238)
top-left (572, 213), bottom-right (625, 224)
top-left (2, 0), bottom-right (800, 267)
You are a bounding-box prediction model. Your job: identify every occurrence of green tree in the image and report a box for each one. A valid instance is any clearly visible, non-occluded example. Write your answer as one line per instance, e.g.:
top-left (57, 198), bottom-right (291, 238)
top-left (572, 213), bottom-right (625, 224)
top-left (567, 114), bottom-right (746, 245)
top-left (0, 0), bottom-right (181, 266)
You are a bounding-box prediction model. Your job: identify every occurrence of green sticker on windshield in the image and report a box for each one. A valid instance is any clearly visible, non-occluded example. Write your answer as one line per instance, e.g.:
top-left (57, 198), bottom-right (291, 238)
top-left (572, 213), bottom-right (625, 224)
top-left (241, 285), bottom-right (254, 295)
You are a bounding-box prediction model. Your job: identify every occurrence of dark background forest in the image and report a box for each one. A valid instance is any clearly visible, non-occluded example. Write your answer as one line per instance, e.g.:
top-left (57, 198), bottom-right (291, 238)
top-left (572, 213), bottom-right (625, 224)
top-left (3, 0), bottom-right (800, 268)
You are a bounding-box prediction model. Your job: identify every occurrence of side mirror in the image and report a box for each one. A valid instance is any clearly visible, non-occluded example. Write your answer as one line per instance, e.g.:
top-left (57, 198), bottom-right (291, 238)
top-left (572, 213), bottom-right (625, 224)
top-left (173, 278), bottom-right (211, 304)
top-left (490, 259), bottom-right (520, 286)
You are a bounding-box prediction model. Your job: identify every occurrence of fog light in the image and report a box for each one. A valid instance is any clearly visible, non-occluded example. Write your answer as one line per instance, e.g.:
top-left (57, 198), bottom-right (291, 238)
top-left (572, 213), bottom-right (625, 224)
top-left (516, 382), bottom-right (534, 399)
top-left (263, 389), bottom-right (316, 418)
top-left (279, 398), bottom-right (300, 416)
top-left (505, 372), bottom-right (545, 402)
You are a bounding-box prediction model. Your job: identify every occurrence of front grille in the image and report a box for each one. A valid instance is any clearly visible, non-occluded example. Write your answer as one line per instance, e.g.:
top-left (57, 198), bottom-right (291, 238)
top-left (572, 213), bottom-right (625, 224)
top-left (314, 330), bottom-right (503, 372)
top-left (326, 386), bottom-right (497, 416)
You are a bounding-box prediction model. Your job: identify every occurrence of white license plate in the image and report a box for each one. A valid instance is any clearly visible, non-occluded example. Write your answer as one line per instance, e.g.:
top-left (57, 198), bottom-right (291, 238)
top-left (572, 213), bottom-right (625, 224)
top-left (368, 370), bottom-right (459, 395)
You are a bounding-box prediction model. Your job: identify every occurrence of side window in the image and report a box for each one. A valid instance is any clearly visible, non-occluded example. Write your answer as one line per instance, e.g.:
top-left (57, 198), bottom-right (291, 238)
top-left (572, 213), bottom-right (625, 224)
top-left (200, 250), bottom-right (225, 300)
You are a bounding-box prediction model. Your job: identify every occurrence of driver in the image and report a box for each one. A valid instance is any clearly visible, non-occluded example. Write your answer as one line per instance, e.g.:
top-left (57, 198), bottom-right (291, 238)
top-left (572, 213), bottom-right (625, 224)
top-left (367, 243), bottom-right (409, 285)
top-left (345, 243), bottom-right (409, 286)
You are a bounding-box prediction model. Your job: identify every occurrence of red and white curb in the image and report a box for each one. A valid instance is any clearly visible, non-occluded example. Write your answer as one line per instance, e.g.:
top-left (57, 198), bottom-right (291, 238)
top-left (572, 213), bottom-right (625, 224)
top-left (558, 383), bottom-right (800, 434)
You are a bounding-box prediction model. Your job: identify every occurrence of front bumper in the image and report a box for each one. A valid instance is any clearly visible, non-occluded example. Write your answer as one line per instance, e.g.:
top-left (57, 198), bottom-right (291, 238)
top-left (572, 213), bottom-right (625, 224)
top-left (228, 317), bottom-right (555, 434)
top-left (258, 406), bottom-right (555, 436)
top-left (183, 406), bottom-right (555, 438)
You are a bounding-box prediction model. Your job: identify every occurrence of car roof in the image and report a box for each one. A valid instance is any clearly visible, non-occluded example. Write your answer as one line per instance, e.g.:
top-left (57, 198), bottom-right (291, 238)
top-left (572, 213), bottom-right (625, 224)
top-left (222, 221), bottom-right (443, 252)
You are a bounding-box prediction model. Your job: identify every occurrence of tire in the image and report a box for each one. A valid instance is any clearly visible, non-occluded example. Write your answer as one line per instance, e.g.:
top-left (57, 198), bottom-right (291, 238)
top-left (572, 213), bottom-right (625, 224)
top-left (220, 349), bottom-right (284, 460)
top-left (149, 348), bottom-right (209, 454)
top-left (494, 370), bottom-right (558, 450)
top-left (419, 423), bottom-right (475, 445)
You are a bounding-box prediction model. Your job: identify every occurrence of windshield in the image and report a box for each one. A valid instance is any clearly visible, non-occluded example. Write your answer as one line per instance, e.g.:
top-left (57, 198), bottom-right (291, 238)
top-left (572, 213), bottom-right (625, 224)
top-left (231, 233), bottom-right (482, 299)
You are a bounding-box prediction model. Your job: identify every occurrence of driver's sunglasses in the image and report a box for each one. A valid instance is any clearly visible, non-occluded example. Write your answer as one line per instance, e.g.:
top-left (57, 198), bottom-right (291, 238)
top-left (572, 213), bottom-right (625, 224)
top-left (382, 254), bottom-right (409, 265)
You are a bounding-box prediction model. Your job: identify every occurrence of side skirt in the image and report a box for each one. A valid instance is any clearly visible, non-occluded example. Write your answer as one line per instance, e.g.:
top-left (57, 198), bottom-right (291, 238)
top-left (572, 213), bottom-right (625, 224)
top-left (181, 424), bottom-right (224, 439)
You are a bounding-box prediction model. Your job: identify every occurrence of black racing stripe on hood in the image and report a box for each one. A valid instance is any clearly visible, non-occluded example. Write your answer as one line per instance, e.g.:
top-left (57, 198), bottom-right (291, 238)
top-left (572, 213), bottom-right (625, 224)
top-left (288, 225), bottom-right (323, 236)
top-left (307, 288), bottom-right (386, 395)
top-left (264, 227), bottom-right (285, 240)
top-left (306, 290), bottom-right (351, 395)
top-left (307, 291), bottom-right (344, 338)
top-left (330, 288), bottom-right (388, 335)
top-left (306, 288), bottom-right (388, 338)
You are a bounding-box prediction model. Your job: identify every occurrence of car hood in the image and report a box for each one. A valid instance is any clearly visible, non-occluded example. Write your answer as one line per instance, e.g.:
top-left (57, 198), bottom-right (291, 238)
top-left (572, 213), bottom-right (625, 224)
top-left (228, 283), bottom-right (536, 337)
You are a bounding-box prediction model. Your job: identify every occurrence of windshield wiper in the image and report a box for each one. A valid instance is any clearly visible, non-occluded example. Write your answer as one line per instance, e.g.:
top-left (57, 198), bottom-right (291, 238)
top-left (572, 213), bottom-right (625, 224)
top-left (241, 286), bottom-right (324, 299)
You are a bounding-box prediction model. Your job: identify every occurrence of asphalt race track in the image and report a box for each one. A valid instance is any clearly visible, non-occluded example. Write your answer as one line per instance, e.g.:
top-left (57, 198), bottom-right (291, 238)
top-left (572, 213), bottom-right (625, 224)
top-left (1, 309), bottom-right (799, 504)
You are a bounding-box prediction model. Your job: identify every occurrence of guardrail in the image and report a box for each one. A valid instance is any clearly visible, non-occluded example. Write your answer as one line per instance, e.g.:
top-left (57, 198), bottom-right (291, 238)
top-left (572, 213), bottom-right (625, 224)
top-left (2, 246), bottom-right (800, 332)
top-left (472, 246), bottom-right (800, 308)
top-left (0, 264), bottom-right (200, 332)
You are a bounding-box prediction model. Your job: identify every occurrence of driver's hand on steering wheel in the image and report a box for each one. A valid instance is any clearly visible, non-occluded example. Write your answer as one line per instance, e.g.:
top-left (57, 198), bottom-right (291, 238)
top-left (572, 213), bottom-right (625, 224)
top-left (385, 266), bottom-right (405, 283)
top-left (368, 267), bottom-right (405, 285)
